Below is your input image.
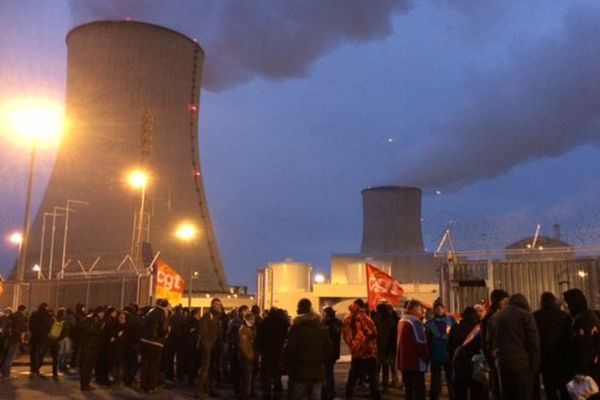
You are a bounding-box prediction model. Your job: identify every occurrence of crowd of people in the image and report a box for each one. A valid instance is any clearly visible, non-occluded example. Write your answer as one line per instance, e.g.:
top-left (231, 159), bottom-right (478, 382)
top-left (0, 288), bottom-right (598, 400)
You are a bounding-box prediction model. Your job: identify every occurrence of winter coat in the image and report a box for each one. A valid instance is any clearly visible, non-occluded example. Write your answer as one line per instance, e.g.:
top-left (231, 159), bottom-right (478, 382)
top-left (397, 312), bottom-right (429, 372)
top-left (141, 306), bottom-right (169, 347)
top-left (199, 311), bottom-right (222, 351)
top-left (426, 315), bottom-right (456, 364)
top-left (448, 318), bottom-right (481, 383)
top-left (8, 311), bottom-right (28, 343)
top-left (257, 309), bottom-right (289, 359)
top-left (323, 316), bottom-right (342, 362)
top-left (29, 308), bottom-right (54, 341)
top-left (239, 323), bottom-right (255, 362)
top-left (284, 313), bottom-right (332, 383)
top-left (342, 304), bottom-right (378, 359)
top-left (108, 322), bottom-right (128, 365)
top-left (533, 306), bottom-right (571, 378)
top-left (492, 296), bottom-right (540, 372)
top-left (78, 315), bottom-right (104, 354)
top-left (569, 309), bottom-right (600, 383)
top-left (373, 306), bottom-right (398, 358)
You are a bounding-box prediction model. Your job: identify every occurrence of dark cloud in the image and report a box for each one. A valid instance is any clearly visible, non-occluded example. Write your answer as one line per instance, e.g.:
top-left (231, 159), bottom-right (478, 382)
top-left (398, 1), bottom-right (600, 190)
top-left (68, 0), bottom-right (411, 91)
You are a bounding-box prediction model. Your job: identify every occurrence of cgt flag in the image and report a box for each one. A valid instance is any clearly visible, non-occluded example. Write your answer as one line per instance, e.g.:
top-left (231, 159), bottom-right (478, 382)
top-left (366, 263), bottom-right (404, 311)
top-left (155, 259), bottom-right (185, 306)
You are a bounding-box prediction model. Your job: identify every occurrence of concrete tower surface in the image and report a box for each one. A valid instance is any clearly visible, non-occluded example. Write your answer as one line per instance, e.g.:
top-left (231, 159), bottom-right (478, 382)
top-left (360, 186), bottom-right (425, 254)
top-left (22, 21), bottom-right (228, 291)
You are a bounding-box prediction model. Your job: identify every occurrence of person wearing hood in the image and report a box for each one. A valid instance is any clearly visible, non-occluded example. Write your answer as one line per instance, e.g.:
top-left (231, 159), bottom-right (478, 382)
top-left (533, 292), bottom-right (571, 400)
top-left (397, 300), bottom-right (429, 400)
top-left (492, 293), bottom-right (540, 400)
top-left (482, 289), bottom-right (509, 399)
top-left (372, 302), bottom-right (398, 394)
top-left (195, 298), bottom-right (224, 399)
top-left (563, 288), bottom-right (600, 385)
top-left (284, 298), bottom-right (331, 400)
top-left (342, 298), bottom-right (380, 400)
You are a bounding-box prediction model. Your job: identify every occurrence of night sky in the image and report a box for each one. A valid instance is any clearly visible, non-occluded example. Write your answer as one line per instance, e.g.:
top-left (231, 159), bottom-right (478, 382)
top-left (1, 1), bottom-right (600, 289)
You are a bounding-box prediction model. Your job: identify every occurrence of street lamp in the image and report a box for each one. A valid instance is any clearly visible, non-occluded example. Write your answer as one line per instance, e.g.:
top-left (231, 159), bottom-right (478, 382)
top-left (128, 169), bottom-right (149, 271)
top-left (32, 264), bottom-right (42, 280)
top-left (175, 221), bottom-right (198, 308)
top-left (2, 98), bottom-right (64, 308)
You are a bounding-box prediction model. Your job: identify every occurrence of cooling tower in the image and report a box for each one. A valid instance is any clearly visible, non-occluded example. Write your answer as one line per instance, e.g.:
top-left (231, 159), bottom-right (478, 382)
top-left (360, 186), bottom-right (424, 253)
top-left (21, 21), bottom-right (228, 291)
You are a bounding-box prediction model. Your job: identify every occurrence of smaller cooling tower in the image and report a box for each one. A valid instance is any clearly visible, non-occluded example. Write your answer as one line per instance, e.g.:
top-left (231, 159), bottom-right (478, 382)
top-left (360, 186), bottom-right (424, 254)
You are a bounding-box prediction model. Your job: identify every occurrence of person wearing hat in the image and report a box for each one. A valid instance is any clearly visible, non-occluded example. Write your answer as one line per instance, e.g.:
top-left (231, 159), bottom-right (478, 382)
top-left (140, 299), bottom-right (170, 393)
top-left (79, 306), bottom-right (106, 391)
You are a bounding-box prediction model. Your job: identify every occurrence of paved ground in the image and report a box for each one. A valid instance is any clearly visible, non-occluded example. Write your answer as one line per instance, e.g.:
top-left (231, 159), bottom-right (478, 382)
top-left (0, 358), bottom-right (447, 399)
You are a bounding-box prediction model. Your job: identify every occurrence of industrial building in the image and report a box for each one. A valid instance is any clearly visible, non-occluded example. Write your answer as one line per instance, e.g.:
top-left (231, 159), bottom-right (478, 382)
top-left (257, 186), bottom-right (440, 313)
top-left (4, 21), bottom-right (228, 308)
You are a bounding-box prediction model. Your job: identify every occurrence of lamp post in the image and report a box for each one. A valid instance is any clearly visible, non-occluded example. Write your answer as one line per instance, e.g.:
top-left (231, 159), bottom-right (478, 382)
top-left (175, 222), bottom-right (198, 308)
top-left (4, 99), bottom-right (64, 307)
top-left (128, 170), bottom-right (148, 271)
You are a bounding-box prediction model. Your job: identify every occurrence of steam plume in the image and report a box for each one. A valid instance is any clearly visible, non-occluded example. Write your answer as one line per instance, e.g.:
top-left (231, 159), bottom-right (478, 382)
top-left (398, 1), bottom-right (600, 190)
top-left (69, 0), bottom-right (411, 91)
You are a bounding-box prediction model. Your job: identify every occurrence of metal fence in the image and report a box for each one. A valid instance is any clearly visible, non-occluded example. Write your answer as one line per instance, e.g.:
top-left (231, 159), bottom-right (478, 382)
top-left (0, 273), bottom-right (151, 311)
top-left (440, 257), bottom-right (600, 313)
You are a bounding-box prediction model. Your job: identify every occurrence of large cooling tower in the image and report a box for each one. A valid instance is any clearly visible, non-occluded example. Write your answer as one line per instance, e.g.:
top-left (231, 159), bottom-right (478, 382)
top-left (360, 186), bottom-right (424, 253)
top-left (21, 21), bottom-right (228, 291)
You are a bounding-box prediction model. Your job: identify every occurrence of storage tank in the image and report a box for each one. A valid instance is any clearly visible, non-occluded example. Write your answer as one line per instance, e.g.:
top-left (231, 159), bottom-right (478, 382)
top-left (360, 186), bottom-right (425, 253)
top-left (20, 21), bottom-right (228, 291)
top-left (269, 260), bottom-right (312, 293)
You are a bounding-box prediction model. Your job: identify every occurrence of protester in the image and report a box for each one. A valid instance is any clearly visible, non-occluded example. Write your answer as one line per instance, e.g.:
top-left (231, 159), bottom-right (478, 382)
top-left (448, 306), bottom-right (485, 400)
top-left (481, 289), bottom-right (509, 399)
top-left (397, 299), bottom-right (429, 400)
top-left (123, 303), bottom-right (142, 386)
top-left (343, 298), bottom-right (380, 400)
top-left (29, 302), bottom-right (54, 377)
top-left (284, 298), bottom-right (331, 400)
top-left (71, 303), bottom-right (87, 369)
top-left (321, 306), bottom-right (342, 400)
top-left (45, 307), bottom-right (70, 380)
top-left (140, 299), bottom-right (170, 394)
top-left (195, 298), bottom-right (224, 399)
top-left (79, 306), bottom-right (106, 391)
top-left (257, 306), bottom-right (289, 400)
top-left (563, 288), bottom-right (600, 385)
top-left (107, 311), bottom-right (129, 385)
top-left (492, 293), bottom-right (540, 400)
top-left (2, 305), bottom-right (27, 379)
top-left (239, 311), bottom-right (256, 400)
top-left (426, 302), bottom-right (456, 400)
top-left (372, 302), bottom-right (397, 394)
top-left (533, 292), bottom-right (571, 400)
top-left (165, 305), bottom-right (186, 381)
top-left (228, 305), bottom-right (250, 398)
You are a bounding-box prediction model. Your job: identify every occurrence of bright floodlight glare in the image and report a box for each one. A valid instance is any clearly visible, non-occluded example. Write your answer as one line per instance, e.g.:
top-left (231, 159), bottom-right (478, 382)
top-left (128, 169), bottom-right (148, 189)
top-left (578, 270), bottom-right (588, 278)
top-left (9, 232), bottom-right (23, 245)
top-left (314, 273), bottom-right (326, 284)
top-left (3, 98), bottom-right (65, 143)
top-left (176, 222), bottom-right (198, 241)
top-left (32, 264), bottom-right (41, 272)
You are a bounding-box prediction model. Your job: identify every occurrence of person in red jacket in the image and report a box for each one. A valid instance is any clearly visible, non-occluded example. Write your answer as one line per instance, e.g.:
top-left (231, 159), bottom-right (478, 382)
top-left (397, 300), bottom-right (430, 400)
top-left (342, 298), bottom-right (380, 400)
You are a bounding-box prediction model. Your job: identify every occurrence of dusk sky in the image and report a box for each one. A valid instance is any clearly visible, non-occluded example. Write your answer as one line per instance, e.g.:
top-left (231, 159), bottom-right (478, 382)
top-left (1, 1), bottom-right (600, 289)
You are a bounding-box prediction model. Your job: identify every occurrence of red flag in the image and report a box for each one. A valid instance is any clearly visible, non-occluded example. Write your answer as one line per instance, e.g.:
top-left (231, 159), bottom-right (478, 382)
top-left (366, 263), bottom-right (404, 311)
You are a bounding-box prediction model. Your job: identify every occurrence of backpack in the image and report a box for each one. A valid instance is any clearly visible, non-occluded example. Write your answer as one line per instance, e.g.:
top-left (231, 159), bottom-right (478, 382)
top-left (48, 321), bottom-right (64, 340)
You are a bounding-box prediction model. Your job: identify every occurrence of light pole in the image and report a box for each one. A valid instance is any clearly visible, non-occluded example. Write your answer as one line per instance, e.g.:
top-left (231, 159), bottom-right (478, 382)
top-left (48, 206), bottom-right (67, 280)
top-left (60, 199), bottom-right (90, 278)
top-left (3, 98), bottom-right (64, 307)
top-left (128, 170), bottom-right (149, 271)
top-left (175, 222), bottom-right (198, 308)
top-left (39, 210), bottom-right (65, 281)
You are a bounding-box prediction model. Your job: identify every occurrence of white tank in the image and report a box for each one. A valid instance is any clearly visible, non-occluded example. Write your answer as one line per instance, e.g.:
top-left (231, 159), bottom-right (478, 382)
top-left (269, 260), bottom-right (311, 292)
